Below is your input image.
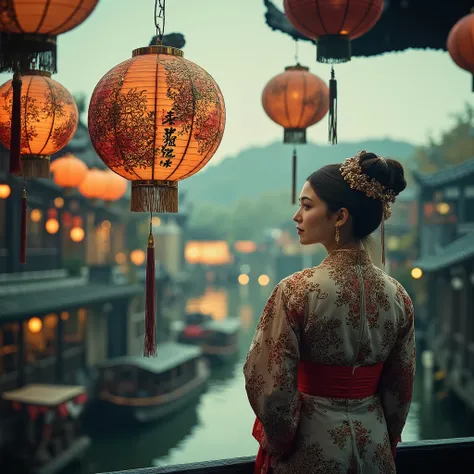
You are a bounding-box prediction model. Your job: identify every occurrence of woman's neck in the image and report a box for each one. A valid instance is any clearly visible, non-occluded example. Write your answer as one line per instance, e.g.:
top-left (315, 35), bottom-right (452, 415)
top-left (324, 238), bottom-right (362, 255)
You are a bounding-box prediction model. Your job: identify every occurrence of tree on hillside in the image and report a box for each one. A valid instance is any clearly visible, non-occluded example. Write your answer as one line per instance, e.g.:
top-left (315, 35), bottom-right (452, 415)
top-left (413, 103), bottom-right (474, 173)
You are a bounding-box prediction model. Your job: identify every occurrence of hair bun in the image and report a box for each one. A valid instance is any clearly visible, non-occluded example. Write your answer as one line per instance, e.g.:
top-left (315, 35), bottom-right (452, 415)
top-left (359, 151), bottom-right (407, 196)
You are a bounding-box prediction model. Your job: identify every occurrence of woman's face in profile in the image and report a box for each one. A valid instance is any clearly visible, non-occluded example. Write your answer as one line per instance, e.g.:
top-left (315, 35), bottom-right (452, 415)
top-left (293, 181), bottom-right (335, 246)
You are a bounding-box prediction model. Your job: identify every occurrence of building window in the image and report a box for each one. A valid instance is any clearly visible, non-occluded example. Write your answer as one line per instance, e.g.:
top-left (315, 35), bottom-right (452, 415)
top-left (24, 315), bottom-right (56, 364)
top-left (0, 322), bottom-right (19, 376)
top-left (62, 309), bottom-right (86, 349)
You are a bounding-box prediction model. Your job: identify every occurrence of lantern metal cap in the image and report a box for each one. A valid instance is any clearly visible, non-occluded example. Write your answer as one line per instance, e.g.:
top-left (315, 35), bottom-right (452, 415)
top-left (132, 45), bottom-right (184, 58)
top-left (285, 64), bottom-right (309, 72)
top-left (22, 70), bottom-right (52, 77)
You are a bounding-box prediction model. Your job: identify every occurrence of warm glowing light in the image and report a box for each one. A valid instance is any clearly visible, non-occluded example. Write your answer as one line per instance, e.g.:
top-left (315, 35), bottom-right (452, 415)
top-left (101, 220), bottom-right (111, 230)
top-left (30, 209), bottom-right (42, 222)
top-left (70, 227), bottom-right (85, 242)
top-left (115, 252), bottom-right (127, 265)
top-left (186, 288), bottom-right (228, 320)
top-left (54, 197), bottom-right (64, 208)
top-left (234, 240), bottom-right (257, 254)
top-left (0, 184), bottom-right (10, 199)
top-left (130, 249), bottom-right (146, 266)
top-left (28, 317), bottom-right (42, 333)
top-left (60, 312), bottom-right (70, 321)
top-left (258, 274), bottom-right (270, 286)
top-left (411, 267), bottom-right (423, 279)
top-left (45, 218), bottom-right (60, 234)
top-left (152, 216), bottom-right (161, 226)
top-left (435, 202), bottom-right (450, 215)
top-left (238, 274), bottom-right (250, 285)
top-left (185, 241), bottom-right (233, 266)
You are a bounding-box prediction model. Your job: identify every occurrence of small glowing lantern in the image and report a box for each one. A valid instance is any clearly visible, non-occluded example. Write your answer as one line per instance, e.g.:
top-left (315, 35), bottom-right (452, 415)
top-left (102, 170), bottom-right (128, 202)
top-left (78, 169), bottom-right (107, 200)
top-left (411, 268), bottom-right (423, 280)
top-left (51, 153), bottom-right (88, 191)
top-left (0, 184), bottom-right (11, 199)
top-left (130, 249), bottom-right (146, 266)
top-left (70, 215), bottom-right (84, 242)
top-left (238, 274), bottom-right (250, 285)
top-left (262, 65), bottom-right (328, 202)
top-left (258, 275), bottom-right (270, 286)
top-left (28, 317), bottom-right (42, 333)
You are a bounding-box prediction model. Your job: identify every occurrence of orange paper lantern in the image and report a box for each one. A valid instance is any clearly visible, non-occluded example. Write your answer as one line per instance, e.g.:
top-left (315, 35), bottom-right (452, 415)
top-left (284, 0), bottom-right (384, 63)
top-left (0, 71), bottom-right (78, 177)
top-left (0, 0), bottom-right (99, 74)
top-left (262, 64), bottom-right (328, 203)
top-left (88, 44), bottom-right (226, 213)
top-left (78, 169), bottom-right (106, 200)
top-left (102, 170), bottom-right (128, 202)
top-left (262, 65), bottom-right (329, 144)
top-left (51, 153), bottom-right (88, 190)
top-left (447, 11), bottom-right (474, 92)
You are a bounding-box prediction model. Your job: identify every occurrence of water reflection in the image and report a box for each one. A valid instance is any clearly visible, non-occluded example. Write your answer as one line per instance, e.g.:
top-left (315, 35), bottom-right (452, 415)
top-left (81, 284), bottom-right (474, 473)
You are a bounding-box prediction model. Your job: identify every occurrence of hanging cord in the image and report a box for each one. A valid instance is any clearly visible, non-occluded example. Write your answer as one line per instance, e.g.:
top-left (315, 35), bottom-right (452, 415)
top-left (20, 178), bottom-right (27, 264)
top-left (292, 147), bottom-right (297, 205)
top-left (154, 0), bottom-right (166, 42)
top-left (294, 40), bottom-right (299, 65)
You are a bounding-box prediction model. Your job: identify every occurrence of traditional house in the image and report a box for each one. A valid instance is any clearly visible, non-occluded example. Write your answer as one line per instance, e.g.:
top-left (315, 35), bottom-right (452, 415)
top-left (414, 158), bottom-right (474, 410)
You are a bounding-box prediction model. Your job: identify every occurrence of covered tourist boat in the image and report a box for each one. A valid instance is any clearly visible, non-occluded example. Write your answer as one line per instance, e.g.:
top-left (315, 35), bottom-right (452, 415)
top-left (200, 319), bottom-right (241, 362)
top-left (1, 384), bottom-right (90, 474)
top-left (93, 342), bottom-right (209, 424)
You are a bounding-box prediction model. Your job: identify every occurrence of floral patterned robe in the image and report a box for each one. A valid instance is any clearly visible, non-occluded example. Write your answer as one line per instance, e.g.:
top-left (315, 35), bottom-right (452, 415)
top-left (244, 248), bottom-right (416, 474)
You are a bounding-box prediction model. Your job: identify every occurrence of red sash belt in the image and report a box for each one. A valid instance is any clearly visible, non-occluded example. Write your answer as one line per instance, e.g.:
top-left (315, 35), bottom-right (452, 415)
top-left (253, 361), bottom-right (384, 474)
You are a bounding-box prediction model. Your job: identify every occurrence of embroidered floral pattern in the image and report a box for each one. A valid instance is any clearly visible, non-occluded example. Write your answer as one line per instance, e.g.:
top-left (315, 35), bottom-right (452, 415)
top-left (244, 247), bottom-right (415, 474)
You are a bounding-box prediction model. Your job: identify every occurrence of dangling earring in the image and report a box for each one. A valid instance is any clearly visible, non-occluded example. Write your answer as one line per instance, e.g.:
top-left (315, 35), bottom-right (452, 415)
top-left (335, 225), bottom-right (340, 243)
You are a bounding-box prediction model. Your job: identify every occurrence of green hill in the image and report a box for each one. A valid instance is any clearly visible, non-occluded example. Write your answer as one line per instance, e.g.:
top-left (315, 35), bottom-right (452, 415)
top-left (180, 139), bottom-right (416, 205)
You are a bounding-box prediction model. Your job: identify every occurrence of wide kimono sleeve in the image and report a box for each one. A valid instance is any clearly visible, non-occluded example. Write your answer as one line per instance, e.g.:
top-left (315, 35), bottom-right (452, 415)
top-left (243, 281), bottom-right (302, 457)
top-left (379, 285), bottom-right (416, 456)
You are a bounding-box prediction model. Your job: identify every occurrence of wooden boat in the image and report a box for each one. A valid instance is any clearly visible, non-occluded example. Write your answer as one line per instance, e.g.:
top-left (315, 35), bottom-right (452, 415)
top-left (1, 384), bottom-right (90, 474)
top-left (200, 319), bottom-right (241, 362)
top-left (93, 342), bottom-right (210, 424)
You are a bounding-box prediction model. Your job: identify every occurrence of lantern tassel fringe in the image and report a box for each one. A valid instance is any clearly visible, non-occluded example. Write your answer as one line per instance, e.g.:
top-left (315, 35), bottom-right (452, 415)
top-left (9, 71), bottom-right (22, 175)
top-left (20, 186), bottom-right (27, 264)
top-left (292, 148), bottom-right (297, 205)
top-left (328, 67), bottom-right (338, 145)
top-left (144, 231), bottom-right (156, 357)
top-left (21, 155), bottom-right (50, 179)
top-left (131, 184), bottom-right (178, 213)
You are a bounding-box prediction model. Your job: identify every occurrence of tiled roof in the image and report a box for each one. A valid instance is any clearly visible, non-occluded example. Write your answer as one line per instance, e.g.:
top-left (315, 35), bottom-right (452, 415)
top-left (413, 158), bottom-right (474, 188)
top-left (414, 232), bottom-right (474, 272)
top-left (0, 282), bottom-right (142, 320)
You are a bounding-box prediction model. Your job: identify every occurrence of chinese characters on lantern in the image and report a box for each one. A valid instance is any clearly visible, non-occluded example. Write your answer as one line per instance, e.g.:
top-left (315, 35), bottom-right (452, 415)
top-left (160, 108), bottom-right (177, 168)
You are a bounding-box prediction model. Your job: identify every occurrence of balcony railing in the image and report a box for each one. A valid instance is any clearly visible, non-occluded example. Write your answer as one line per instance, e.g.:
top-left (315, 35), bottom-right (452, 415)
top-left (97, 438), bottom-right (474, 474)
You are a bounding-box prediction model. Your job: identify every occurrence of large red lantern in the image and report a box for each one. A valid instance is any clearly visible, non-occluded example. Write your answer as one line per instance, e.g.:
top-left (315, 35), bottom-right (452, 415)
top-left (283, 0), bottom-right (384, 63)
top-left (262, 64), bottom-right (329, 203)
top-left (283, 0), bottom-right (384, 144)
top-left (447, 11), bottom-right (474, 92)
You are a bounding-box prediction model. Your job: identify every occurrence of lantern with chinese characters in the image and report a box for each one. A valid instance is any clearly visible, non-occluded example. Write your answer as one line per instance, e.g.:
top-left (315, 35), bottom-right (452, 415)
top-left (88, 0), bottom-right (225, 357)
top-left (51, 153), bottom-right (88, 192)
top-left (102, 170), bottom-right (128, 202)
top-left (283, 0), bottom-right (384, 144)
top-left (78, 169), bottom-right (107, 201)
top-left (262, 64), bottom-right (328, 203)
top-left (0, 71), bottom-right (78, 178)
top-left (447, 11), bottom-right (474, 92)
top-left (88, 45), bottom-right (225, 213)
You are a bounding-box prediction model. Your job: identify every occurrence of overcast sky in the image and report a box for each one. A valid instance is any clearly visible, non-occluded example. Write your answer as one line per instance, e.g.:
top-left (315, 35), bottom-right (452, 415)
top-left (1, 0), bottom-right (471, 165)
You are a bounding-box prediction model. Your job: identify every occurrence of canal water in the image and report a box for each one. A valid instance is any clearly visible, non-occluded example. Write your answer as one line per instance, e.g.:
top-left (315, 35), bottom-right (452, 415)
top-left (81, 283), bottom-right (474, 474)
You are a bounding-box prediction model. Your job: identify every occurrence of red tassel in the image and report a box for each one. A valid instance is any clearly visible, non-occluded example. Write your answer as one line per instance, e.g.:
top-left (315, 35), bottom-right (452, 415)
top-left (144, 231), bottom-right (156, 356)
top-left (292, 148), bottom-right (297, 205)
top-left (9, 71), bottom-right (22, 175)
top-left (20, 187), bottom-right (27, 264)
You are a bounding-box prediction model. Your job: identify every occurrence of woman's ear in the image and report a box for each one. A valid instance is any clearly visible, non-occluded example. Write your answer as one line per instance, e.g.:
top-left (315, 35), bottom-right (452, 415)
top-left (337, 208), bottom-right (350, 226)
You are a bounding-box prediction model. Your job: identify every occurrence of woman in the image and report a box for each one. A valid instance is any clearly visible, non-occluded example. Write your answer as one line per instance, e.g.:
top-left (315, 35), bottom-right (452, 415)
top-left (244, 151), bottom-right (415, 474)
